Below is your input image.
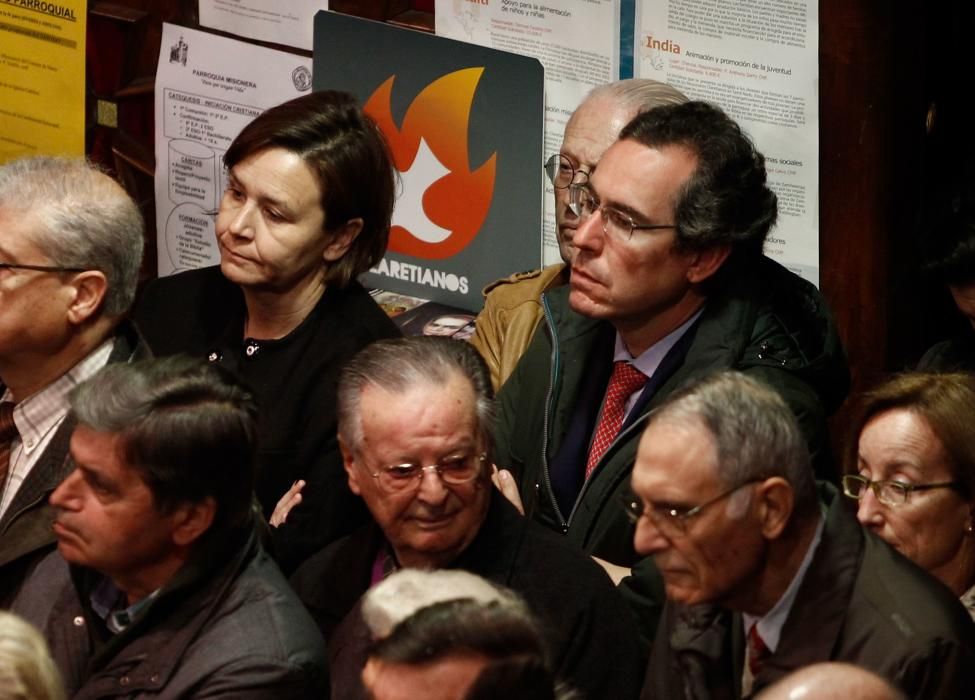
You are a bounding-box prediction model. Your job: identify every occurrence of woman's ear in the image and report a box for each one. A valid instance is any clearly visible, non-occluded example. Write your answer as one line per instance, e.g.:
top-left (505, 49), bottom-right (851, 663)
top-left (323, 218), bottom-right (364, 262)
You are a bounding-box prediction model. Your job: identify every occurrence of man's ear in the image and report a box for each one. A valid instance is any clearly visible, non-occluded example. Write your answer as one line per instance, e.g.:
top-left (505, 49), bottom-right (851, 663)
top-left (754, 477), bottom-right (794, 540)
top-left (323, 218), bottom-right (364, 262)
top-left (170, 497), bottom-right (216, 547)
top-left (66, 271), bottom-right (108, 324)
top-left (340, 436), bottom-right (363, 496)
top-left (686, 243), bottom-right (731, 284)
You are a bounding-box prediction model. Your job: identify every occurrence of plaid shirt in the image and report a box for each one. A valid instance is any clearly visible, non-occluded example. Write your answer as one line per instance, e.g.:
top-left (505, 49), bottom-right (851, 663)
top-left (0, 338), bottom-right (114, 517)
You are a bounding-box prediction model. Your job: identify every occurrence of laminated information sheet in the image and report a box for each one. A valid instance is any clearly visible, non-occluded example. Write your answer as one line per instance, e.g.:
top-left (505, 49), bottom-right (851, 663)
top-left (635, 0), bottom-right (820, 284)
top-left (153, 23), bottom-right (312, 276)
top-left (436, 0), bottom-right (619, 266)
top-left (0, 0), bottom-right (86, 163)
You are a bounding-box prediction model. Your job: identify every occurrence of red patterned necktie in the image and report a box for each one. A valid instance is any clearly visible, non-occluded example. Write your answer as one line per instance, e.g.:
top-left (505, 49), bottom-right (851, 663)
top-left (0, 402), bottom-right (19, 501)
top-left (585, 361), bottom-right (646, 478)
top-left (747, 623), bottom-right (771, 680)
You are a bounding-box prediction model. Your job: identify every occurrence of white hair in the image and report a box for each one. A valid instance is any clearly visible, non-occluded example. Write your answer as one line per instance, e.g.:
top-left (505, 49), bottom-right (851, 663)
top-left (362, 569), bottom-right (516, 640)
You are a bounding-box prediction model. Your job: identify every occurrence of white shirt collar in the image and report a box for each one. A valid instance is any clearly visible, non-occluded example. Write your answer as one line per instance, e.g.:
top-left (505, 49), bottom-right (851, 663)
top-left (742, 514), bottom-right (825, 653)
top-left (613, 306), bottom-right (705, 376)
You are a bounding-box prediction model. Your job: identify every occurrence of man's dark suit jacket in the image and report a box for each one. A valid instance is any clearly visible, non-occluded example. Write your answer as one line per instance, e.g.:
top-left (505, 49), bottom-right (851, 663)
top-left (643, 484), bottom-right (975, 699)
top-left (291, 492), bottom-right (647, 700)
top-left (0, 322), bottom-right (149, 607)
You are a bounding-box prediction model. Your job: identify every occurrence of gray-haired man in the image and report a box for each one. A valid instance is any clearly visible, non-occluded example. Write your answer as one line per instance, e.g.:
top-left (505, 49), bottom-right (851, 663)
top-left (634, 371), bottom-right (975, 699)
top-left (0, 157), bottom-right (149, 606)
top-left (290, 336), bottom-right (645, 700)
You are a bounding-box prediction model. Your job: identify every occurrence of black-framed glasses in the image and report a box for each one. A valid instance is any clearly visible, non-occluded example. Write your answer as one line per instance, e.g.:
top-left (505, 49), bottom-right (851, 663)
top-left (841, 474), bottom-right (962, 507)
top-left (568, 183), bottom-right (676, 241)
top-left (362, 453), bottom-right (487, 494)
top-left (0, 262), bottom-right (88, 274)
top-left (621, 478), bottom-right (763, 536)
top-left (544, 154), bottom-right (591, 190)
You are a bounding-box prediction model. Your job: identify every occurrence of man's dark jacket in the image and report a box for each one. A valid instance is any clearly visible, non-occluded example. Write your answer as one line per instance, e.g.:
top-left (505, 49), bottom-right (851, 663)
top-left (643, 484), bottom-right (975, 699)
top-left (0, 321), bottom-right (149, 607)
top-left (34, 525), bottom-right (327, 699)
top-left (290, 493), bottom-right (646, 700)
top-left (494, 255), bottom-right (849, 643)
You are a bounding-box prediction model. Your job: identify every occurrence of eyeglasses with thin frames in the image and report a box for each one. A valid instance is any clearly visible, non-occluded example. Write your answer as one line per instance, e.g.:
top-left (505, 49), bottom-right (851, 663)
top-left (841, 474), bottom-right (962, 507)
top-left (0, 262), bottom-right (88, 274)
top-left (361, 453), bottom-right (487, 494)
top-left (568, 183), bottom-right (676, 241)
top-left (544, 154), bottom-right (591, 190)
top-left (621, 478), bottom-right (763, 536)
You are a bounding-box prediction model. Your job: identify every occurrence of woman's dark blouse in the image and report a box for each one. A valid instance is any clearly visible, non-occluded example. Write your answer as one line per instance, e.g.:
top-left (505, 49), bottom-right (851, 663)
top-left (133, 266), bottom-right (400, 573)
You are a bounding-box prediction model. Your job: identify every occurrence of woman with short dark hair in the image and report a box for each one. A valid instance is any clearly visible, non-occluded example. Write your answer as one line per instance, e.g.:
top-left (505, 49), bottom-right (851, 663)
top-left (134, 91), bottom-right (400, 573)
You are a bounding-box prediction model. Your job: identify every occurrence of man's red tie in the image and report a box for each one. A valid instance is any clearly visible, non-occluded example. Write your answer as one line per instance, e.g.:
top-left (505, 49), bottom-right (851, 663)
top-left (586, 361), bottom-right (646, 478)
top-left (0, 402), bottom-right (19, 502)
top-left (747, 623), bottom-right (771, 680)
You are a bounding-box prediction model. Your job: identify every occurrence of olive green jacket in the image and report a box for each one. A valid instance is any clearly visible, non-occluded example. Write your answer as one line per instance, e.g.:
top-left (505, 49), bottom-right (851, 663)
top-left (470, 263), bottom-right (568, 392)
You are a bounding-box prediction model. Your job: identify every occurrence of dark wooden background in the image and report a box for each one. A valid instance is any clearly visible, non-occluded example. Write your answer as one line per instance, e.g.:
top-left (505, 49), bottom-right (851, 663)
top-left (83, 0), bottom-right (971, 448)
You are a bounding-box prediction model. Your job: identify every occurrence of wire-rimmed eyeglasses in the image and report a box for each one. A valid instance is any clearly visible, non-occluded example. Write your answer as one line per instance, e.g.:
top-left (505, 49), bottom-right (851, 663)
top-left (841, 474), bottom-right (962, 507)
top-left (621, 478), bottom-right (763, 536)
top-left (568, 183), bottom-right (676, 241)
top-left (544, 154), bottom-right (591, 190)
top-left (362, 453), bottom-right (487, 494)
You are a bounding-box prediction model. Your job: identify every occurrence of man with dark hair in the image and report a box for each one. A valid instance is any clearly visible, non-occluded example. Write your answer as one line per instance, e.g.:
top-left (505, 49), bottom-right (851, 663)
top-left (26, 357), bottom-right (327, 698)
top-left (290, 336), bottom-right (644, 700)
top-left (0, 157), bottom-right (149, 607)
top-left (471, 78), bottom-right (689, 391)
top-left (493, 101), bottom-right (849, 642)
top-left (634, 371), bottom-right (975, 699)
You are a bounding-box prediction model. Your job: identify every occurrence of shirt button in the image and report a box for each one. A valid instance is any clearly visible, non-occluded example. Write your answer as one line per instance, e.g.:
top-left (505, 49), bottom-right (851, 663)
top-left (25, 439), bottom-right (34, 448)
top-left (72, 616), bottom-right (84, 627)
top-left (119, 676), bottom-right (130, 687)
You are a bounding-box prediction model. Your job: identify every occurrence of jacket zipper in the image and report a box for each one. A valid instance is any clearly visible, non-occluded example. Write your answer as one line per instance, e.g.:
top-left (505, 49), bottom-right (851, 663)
top-left (539, 295), bottom-right (568, 530)
top-left (565, 404), bottom-right (651, 528)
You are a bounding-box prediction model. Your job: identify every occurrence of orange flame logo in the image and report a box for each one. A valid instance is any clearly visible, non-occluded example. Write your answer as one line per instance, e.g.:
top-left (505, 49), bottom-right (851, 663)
top-left (365, 67), bottom-right (497, 259)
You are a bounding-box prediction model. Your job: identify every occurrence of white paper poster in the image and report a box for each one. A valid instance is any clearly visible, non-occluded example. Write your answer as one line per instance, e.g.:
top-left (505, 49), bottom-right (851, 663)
top-left (153, 23), bottom-right (313, 276)
top-left (635, 0), bottom-right (820, 284)
top-left (199, 0), bottom-right (328, 51)
top-left (436, 0), bottom-right (619, 266)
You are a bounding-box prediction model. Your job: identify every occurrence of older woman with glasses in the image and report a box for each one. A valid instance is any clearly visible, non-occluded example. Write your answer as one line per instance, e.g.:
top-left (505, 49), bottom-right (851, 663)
top-left (843, 372), bottom-right (975, 617)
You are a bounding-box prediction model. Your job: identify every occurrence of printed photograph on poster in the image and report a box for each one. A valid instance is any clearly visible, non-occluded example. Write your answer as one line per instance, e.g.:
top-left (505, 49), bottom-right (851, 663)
top-left (435, 0), bottom-right (620, 266)
top-left (0, 0), bottom-right (86, 163)
top-left (199, 0), bottom-right (329, 51)
top-left (634, 0), bottom-right (820, 284)
top-left (153, 23), bottom-right (313, 277)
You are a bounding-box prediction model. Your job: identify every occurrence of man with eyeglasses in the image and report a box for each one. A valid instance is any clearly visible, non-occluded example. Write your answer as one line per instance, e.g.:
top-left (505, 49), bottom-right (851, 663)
top-left (470, 78), bottom-right (688, 391)
top-left (493, 100), bottom-right (849, 644)
top-left (0, 157), bottom-right (149, 609)
top-left (634, 371), bottom-right (975, 700)
top-left (289, 336), bottom-right (645, 700)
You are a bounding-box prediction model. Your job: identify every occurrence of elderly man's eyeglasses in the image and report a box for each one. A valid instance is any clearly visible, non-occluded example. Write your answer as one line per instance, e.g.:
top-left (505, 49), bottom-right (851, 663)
top-left (621, 478), bottom-right (763, 536)
top-left (568, 184), bottom-right (676, 241)
top-left (544, 154), bottom-right (591, 190)
top-left (0, 262), bottom-right (88, 274)
top-left (841, 474), bottom-right (962, 507)
top-left (364, 453), bottom-right (487, 494)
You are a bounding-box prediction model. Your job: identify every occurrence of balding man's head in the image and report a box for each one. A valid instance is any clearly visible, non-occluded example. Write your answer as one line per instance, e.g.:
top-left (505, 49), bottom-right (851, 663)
top-left (756, 663), bottom-right (906, 700)
top-left (551, 79), bottom-right (687, 263)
